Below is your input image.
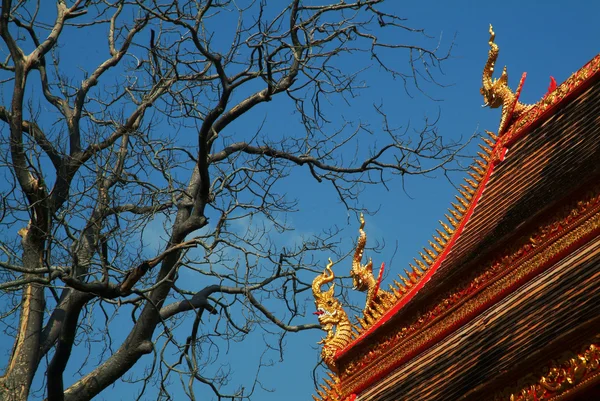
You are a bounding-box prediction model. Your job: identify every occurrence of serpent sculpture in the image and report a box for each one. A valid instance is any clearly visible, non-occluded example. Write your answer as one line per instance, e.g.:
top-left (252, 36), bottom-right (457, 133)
top-left (480, 24), bottom-right (532, 134)
top-left (312, 259), bottom-right (353, 371)
top-left (350, 214), bottom-right (391, 313)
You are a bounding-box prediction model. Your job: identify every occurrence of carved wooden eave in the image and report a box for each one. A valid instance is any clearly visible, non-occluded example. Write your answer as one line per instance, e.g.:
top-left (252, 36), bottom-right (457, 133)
top-left (311, 31), bottom-right (600, 401)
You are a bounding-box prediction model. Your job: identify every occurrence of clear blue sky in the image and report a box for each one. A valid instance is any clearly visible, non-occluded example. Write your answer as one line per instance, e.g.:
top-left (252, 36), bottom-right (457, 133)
top-left (1, 1), bottom-right (599, 400)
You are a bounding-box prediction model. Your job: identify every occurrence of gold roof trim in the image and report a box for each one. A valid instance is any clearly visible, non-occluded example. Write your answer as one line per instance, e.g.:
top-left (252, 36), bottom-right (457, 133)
top-left (348, 136), bottom-right (494, 335)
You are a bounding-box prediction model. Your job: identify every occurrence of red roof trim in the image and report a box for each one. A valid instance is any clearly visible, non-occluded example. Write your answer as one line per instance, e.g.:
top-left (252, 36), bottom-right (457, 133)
top-left (335, 52), bottom-right (600, 360)
top-left (336, 156), bottom-right (498, 358)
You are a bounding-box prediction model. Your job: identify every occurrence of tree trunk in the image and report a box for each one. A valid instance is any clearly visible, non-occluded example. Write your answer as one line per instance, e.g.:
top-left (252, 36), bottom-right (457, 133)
top-left (0, 233), bottom-right (46, 401)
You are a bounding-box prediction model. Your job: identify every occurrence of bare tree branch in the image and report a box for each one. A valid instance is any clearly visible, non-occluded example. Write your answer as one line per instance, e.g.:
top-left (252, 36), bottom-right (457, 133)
top-left (0, 1), bottom-right (461, 400)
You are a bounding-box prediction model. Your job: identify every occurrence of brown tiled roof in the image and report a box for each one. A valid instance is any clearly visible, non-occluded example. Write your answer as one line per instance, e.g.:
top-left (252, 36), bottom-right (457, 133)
top-left (338, 55), bottom-right (600, 359)
top-left (399, 72), bottom-right (600, 321)
top-left (358, 236), bottom-right (600, 401)
top-left (326, 56), bottom-right (600, 399)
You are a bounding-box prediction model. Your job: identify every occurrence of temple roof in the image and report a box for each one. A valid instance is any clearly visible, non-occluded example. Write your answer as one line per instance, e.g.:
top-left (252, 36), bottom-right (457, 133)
top-left (335, 52), bottom-right (600, 357)
top-left (385, 60), bottom-right (600, 335)
top-left (329, 54), bottom-right (600, 399)
top-left (357, 235), bottom-right (600, 400)
top-left (311, 27), bottom-right (600, 401)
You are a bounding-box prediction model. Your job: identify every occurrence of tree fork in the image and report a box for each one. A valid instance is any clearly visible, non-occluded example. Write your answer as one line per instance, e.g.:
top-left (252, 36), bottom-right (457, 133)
top-left (62, 242), bottom-right (186, 401)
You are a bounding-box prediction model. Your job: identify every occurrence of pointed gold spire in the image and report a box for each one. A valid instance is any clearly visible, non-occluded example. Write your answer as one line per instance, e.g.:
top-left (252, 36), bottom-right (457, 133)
top-left (434, 234), bottom-right (447, 246)
top-left (485, 130), bottom-right (498, 141)
top-left (425, 246), bottom-right (437, 258)
top-left (458, 188), bottom-right (473, 201)
top-left (440, 220), bottom-right (454, 235)
top-left (368, 305), bottom-right (381, 319)
top-left (329, 376), bottom-right (339, 386)
top-left (408, 272), bottom-right (419, 285)
top-left (312, 395), bottom-right (321, 401)
top-left (450, 203), bottom-right (465, 217)
top-left (461, 184), bottom-right (476, 195)
top-left (389, 283), bottom-right (401, 299)
top-left (470, 164), bottom-right (485, 176)
top-left (481, 136), bottom-right (495, 148)
top-left (401, 275), bottom-right (412, 288)
top-left (455, 195), bottom-right (469, 208)
top-left (317, 389), bottom-right (326, 399)
top-left (419, 251), bottom-right (434, 265)
top-left (477, 152), bottom-right (490, 163)
top-left (479, 143), bottom-right (492, 155)
top-left (409, 263), bottom-right (420, 275)
top-left (429, 240), bottom-right (443, 253)
top-left (411, 263), bottom-right (424, 276)
top-left (414, 258), bottom-right (428, 271)
top-left (468, 171), bottom-right (483, 183)
top-left (357, 316), bottom-right (367, 329)
top-left (475, 158), bottom-right (488, 168)
top-left (436, 229), bottom-right (450, 242)
top-left (393, 279), bottom-right (407, 293)
top-left (465, 178), bottom-right (479, 188)
top-left (404, 269), bottom-right (417, 284)
top-left (445, 214), bottom-right (458, 228)
top-left (448, 204), bottom-right (462, 220)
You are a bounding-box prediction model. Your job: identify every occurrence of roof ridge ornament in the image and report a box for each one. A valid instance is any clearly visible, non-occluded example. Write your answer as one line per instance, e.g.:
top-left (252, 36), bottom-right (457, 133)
top-left (350, 214), bottom-right (394, 315)
top-left (480, 24), bottom-right (532, 135)
top-left (312, 258), bottom-right (353, 373)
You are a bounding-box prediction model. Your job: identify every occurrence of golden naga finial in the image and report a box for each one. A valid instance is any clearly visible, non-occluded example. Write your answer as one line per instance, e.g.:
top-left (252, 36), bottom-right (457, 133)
top-left (480, 24), bottom-right (531, 134)
top-left (349, 214), bottom-right (392, 315)
top-left (351, 213), bottom-right (373, 292)
top-left (312, 258), bottom-right (352, 372)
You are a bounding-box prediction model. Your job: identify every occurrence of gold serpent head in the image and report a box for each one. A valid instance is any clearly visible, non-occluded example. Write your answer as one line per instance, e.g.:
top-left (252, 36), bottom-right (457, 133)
top-left (312, 259), bottom-right (344, 329)
top-left (312, 258), bottom-right (352, 372)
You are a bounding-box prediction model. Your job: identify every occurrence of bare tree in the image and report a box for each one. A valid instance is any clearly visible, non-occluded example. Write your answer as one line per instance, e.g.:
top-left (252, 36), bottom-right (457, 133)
top-left (0, 1), bottom-right (461, 400)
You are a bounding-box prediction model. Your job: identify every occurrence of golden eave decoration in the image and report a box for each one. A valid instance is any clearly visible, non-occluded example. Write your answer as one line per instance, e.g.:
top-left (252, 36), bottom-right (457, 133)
top-left (494, 336), bottom-right (600, 401)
